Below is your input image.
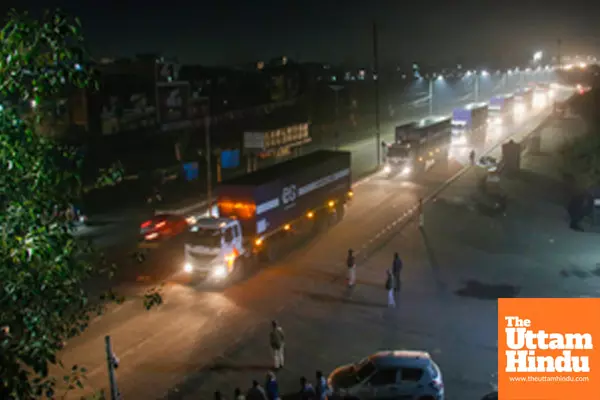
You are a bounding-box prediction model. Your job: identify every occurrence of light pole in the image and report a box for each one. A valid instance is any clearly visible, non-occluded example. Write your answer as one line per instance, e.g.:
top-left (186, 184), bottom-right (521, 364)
top-left (428, 75), bottom-right (444, 116)
top-left (204, 100), bottom-right (213, 216)
top-left (474, 70), bottom-right (488, 102)
top-left (329, 84), bottom-right (344, 150)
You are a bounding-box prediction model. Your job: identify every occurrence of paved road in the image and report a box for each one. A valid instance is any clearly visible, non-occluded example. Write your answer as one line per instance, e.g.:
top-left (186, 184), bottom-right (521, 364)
top-left (75, 85), bottom-right (515, 255)
top-left (53, 88), bottom-right (567, 399)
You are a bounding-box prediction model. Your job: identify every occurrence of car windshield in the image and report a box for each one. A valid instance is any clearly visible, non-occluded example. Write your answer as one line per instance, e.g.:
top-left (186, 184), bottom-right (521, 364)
top-left (387, 146), bottom-right (410, 158)
top-left (353, 359), bottom-right (376, 382)
top-left (185, 227), bottom-right (222, 248)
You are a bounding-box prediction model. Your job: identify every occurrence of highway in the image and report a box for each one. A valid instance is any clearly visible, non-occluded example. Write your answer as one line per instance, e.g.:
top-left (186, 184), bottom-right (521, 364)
top-left (54, 88), bottom-right (569, 398)
top-left (75, 73), bottom-right (536, 255)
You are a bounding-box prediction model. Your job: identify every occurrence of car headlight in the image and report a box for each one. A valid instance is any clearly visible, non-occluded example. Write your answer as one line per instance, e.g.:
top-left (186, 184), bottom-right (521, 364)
top-left (183, 263), bottom-right (193, 273)
top-left (212, 265), bottom-right (227, 278)
top-left (383, 165), bottom-right (391, 173)
top-left (402, 166), bottom-right (411, 175)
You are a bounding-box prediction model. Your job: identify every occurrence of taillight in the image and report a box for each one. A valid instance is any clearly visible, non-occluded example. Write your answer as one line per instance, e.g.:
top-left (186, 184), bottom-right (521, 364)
top-left (430, 379), bottom-right (444, 391)
top-left (141, 220), bottom-right (152, 228)
top-left (155, 221), bottom-right (167, 229)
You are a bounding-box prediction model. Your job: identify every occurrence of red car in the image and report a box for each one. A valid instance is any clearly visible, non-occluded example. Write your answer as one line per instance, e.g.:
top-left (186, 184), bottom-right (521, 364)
top-left (139, 214), bottom-right (189, 241)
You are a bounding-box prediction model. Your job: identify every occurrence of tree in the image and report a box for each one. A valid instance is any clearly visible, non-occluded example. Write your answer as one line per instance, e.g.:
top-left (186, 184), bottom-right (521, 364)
top-left (0, 9), bottom-right (151, 398)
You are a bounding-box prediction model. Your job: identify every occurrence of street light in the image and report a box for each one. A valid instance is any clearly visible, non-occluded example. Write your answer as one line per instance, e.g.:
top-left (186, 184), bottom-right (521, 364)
top-left (533, 51), bottom-right (543, 62)
top-left (428, 75), bottom-right (444, 116)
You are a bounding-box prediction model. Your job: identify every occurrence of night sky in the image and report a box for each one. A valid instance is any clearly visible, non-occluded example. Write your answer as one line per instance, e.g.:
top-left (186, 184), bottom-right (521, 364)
top-left (3, 0), bottom-right (600, 67)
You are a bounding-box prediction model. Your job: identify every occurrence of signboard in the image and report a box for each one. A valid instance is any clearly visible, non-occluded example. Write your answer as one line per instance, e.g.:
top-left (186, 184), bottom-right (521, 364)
top-left (183, 162), bottom-right (199, 181)
top-left (221, 150), bottom-right (240, 169)
top-left (244, 132), bottom-right (265, 149)
top-left (156, 82), bottom-right (190, 131)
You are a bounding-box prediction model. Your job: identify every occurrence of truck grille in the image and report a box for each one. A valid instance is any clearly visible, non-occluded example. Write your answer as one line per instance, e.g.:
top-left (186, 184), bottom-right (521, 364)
top-left (189, 252), bottom-right (217, 264)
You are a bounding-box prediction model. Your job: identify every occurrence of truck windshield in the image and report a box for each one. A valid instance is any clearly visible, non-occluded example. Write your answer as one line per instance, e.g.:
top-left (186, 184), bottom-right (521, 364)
top-left (387, 146), bottom-right (411, 158)
top-left (186, 227), bottom-right (222, 247)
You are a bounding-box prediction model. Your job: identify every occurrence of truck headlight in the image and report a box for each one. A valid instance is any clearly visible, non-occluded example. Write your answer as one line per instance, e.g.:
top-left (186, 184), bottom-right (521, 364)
top-left (183, 263), bottom-right (193, 273)
top-left (402, 166), bottom-right (411, 176)
top-left (383, 165), bottom-right (391, 174)
top-left (212, 265), bottom-right (227, 278)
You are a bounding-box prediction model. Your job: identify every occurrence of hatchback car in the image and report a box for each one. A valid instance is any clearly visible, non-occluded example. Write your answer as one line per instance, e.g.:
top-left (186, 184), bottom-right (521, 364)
top-left (328, 350), bottom-right (444, 400)
top-left (139, 214), bottom-right (189, 242)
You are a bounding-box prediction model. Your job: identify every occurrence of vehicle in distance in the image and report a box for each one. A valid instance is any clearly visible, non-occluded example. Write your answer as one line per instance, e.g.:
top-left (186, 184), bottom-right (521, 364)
top-left (327, 350), bottom-right (444, 400)
top-left (384, 116), bottom-right (451, 178)
top-left (182, 150), bottom-right (353, 281)
top-left (450, 102), bottom-right (488, 146)
top-left (488, 94), bottom-right (515, 127)
top-left (513, 88), bottom-right (533, 119)
top-left (139, 214), bottom-right (190, 242)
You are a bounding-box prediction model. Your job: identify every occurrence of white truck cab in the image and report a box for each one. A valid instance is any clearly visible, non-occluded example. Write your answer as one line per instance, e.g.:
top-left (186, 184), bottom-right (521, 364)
top-left (182, 217), bottom-right (245, 280)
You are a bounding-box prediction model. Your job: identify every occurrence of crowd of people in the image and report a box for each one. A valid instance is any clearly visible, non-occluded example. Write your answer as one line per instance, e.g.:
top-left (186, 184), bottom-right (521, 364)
top-left (213, 370), bottom-right (330, 400)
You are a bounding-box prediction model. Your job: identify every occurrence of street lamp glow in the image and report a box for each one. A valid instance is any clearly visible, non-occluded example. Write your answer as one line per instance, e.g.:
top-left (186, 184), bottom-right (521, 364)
top-left (480, 70), bottom-right (489, 77)
top-left (507, 69), bottom-right (513, 75)
top-left (436, 75), bottom-right (444, 81)
top-left (533, 51), bottom-right (543, 61)
top-left (465, 70), bottom-right (472, 77)
top-left (30, 100), bottom-right (37, 108)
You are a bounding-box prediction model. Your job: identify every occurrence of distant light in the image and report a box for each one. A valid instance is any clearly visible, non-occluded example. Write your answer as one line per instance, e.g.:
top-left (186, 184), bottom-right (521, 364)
top-left (480, 70), bottom-right (489, 77)
top-left (465, 70), bottom-right (472, 77)
top-left (533, 51), bottom-right (543, 61)
top-left (525, 68), bottom-right (532, 72)
top-left (579, 62), bottom-right (587, 69)
top-left (0, 104), bottom-right (3, 112)
top-left (436, 75), bottom-right (444, 81)
top-left (30, 100), bottom-right (37, 108)
top-left (507, 69), bottom-right (513, 75)
top-left (74, 63), bottom-right (82, 71)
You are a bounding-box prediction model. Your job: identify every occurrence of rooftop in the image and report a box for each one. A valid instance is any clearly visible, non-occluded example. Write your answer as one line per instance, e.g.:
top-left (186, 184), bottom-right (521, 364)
top-left (370, 350), bottom-right (432, 368)
top-left (221, 150), bottom-right (350, 187)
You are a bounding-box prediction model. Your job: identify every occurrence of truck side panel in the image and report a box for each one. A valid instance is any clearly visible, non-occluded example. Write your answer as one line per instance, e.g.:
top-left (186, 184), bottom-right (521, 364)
top-left (218, 151), bottom-right (351, 238)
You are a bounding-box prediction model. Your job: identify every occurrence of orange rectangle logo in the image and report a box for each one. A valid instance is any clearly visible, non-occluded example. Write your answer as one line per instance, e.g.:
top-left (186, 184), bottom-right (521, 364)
top-left (498, 298), bottom-right (600, 399)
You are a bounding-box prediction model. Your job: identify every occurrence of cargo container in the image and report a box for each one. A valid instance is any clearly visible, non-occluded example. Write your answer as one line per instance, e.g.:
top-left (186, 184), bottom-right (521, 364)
top-left (181, 150), bottom-right (353, 281)
top-left (384, 116), bottom-right (451, 177)
top-left (451, 102), bottom-right (488, 146)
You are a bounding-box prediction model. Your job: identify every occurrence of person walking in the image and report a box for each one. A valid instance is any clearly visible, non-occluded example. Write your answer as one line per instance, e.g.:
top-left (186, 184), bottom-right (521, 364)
top-left (385, 269), bottom-right (396, 308)
top-left (346, 248), bottom-right (356, 287)
top-left (246, 380), bottom-right (268, 400)
top-left (392, 252), bottom-right (403, 292)
top-left (269, 320), bottom-right (285, 369)
top-left (265, 371), bottom-right (280, 400)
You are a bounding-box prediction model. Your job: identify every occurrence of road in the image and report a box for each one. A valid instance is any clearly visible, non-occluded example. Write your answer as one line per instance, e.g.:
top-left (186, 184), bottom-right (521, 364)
top-left (54, 88), bottom-right (570, 398)
top-left (75, 81), bottom-right (519, 255)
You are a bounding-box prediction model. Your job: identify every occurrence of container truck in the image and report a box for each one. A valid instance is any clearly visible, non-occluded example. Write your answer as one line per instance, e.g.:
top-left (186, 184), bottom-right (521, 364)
top-left (450, 102), bottom-right (488, 146)
top-left (181, 150), bottom-right (353, 281)
top-left (514, 88), bottom-right (533, 116)
top-left (488, 94), bottom-right (515, 127)
top-left (384, 116), bottom-right (451, 177)
top-left (533, 83), bottom-right (550, 109)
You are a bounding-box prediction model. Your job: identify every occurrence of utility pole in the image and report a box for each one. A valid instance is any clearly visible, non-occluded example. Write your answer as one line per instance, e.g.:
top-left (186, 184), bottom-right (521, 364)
top-left (474, 73), bottom-right (480, 103)
top-left (372, 21), bottom-right (381, 167)
top-left (557, 38), bottom-right (562, 68)
top-left (104, 336), bottom-right (119, 400)
top-left (428, 79), bottom-right (433, 116)
top-left (204, 101), bottom-right (213, 216)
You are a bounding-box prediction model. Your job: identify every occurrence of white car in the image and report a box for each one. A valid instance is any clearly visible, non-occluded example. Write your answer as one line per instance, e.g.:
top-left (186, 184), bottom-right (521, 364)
top-left (328, 350), bottom-right (444, 400)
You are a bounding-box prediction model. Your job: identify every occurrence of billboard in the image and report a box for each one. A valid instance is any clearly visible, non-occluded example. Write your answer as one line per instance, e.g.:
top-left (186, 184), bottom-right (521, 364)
top-left (156, 82), bottom-right (191, 131)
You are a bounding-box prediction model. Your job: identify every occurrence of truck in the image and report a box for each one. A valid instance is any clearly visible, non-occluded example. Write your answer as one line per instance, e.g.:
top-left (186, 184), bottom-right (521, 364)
top-left (532, 83), bottom-right (550, 109)
top-left (450, 102), bottom-right (488, 146)
top-left (514, 88), bottom-right (533, 117)
top-left (488, 94), bottom-right (515, 127)
top-left (384, 116), bottom-right (452, 177)
top-left (181, 150), bottom-right (353, 281)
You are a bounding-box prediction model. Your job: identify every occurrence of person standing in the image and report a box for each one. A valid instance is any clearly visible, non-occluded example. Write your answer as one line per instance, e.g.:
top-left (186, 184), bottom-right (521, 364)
top-left (385, 270), bottom-right (395, 308)
top-left (234, 388), bottom-right (246, 400)
top-left (392, 252), bottom-right (403, 292)
top-left (265, 371), bottom-right (280, 400)
top-left (246, 380), bottom-right (268, 400)
top-left (346, 248), bottom-right (356, 287)
top-left (299, 376), bottom-right (316, 400)
top-left (269, 320), bottom-right (285, 369)
top-left (315, 370), bottom-right (330, 400)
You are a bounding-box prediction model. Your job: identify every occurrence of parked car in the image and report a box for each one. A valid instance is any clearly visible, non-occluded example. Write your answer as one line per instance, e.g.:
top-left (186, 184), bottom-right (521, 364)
top-left (328, 350), bottom-right (444, 400)
top-left (139, 214), bottom-right (189, 242)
